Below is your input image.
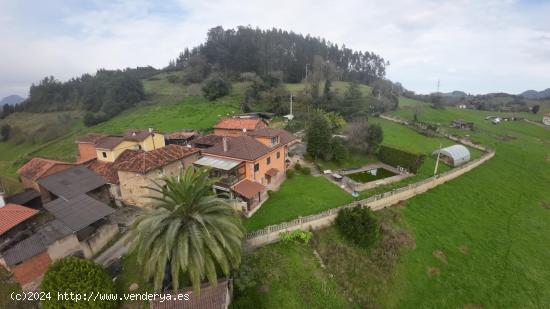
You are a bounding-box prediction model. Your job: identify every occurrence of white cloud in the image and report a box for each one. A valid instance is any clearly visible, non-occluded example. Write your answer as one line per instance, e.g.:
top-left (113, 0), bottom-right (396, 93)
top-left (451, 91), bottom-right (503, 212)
top-left (1, 0), bottom-right (550, 98)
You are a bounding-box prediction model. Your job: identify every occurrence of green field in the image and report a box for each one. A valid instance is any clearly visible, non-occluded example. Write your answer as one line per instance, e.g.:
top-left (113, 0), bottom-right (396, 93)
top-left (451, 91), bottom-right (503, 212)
top-left (237, 97), bottom-right (550, 308)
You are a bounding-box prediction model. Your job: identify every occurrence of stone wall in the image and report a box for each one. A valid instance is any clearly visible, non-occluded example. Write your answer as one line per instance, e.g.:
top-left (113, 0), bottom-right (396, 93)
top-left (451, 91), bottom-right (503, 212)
top-left (47, 234), bottom-right (81, 261)
top-left (79, 223), bottom-right (119, 258)
top-left (245, 143), bottom-right (495, 248)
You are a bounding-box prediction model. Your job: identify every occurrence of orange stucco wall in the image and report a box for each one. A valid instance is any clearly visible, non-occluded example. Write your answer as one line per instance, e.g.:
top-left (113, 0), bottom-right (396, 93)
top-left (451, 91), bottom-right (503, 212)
top-left (11, 251), bottom-right (51, 285)
top-left (78, 143), bottom-right (97, 161)
top-left (207, 144), bottom-right (288, 186)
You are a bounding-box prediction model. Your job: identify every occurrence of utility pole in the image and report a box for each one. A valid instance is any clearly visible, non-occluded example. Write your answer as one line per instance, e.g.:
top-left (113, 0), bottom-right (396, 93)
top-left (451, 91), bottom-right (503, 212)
top-left (437, 79), bottom-right (440, 94)
top-left (434, 143), bottom-right (442, 176)
top-left (290, 93), bottom-right (293, 116)
top-left (305, 63), bottom-right (309, 81)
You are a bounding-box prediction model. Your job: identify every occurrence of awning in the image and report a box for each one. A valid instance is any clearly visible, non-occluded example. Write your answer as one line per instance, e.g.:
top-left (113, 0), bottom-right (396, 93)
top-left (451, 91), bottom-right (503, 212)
top-left (265, 168), bottom-right (279, 177)
top-left (231, 179), bottom-right (266, 199)
top-left (194, 156), bottom-right (242, 171)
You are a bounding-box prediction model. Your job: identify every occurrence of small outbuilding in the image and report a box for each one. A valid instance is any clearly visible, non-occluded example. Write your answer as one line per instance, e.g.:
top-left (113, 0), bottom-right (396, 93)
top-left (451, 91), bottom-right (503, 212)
top-left (451, 119), bottom-right (474, 130)
top-left (433, 144), bottom-right (471, 167)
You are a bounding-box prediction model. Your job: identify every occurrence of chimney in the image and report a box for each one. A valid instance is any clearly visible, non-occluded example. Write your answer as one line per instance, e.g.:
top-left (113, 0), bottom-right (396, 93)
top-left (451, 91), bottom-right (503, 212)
top-left (0, 182), bottom-right (5, 208)
top-left (222, 137), bottom-right (228, 152)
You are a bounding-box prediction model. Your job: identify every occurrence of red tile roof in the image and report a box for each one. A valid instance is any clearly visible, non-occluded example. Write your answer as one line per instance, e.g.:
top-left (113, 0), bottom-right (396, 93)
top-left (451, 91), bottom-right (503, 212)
top-left (166, 130), bottom-right (198, 140)
top-left (17, 158), bottom-right (75, 181)
top-left (116, 145), bottom-right (200, 174)
top-left (232, 179), bottom-right (266, 199)
top-left (192, 128), bottom-right (295, 161)
top-left (193, 135), bottom-right (271, 161)
top-left (95, 136), bottom-right (125, 150)
top-left (0, 204), bottom-right (39, 236)
top-left (265, 168), bottom-right (279, 177)
top-left (123, 129), bottom-right (155, 142)
top-left (150, 280), bottom-right (230, 309)
top-left (214, 117), bottom-right (266, 131)
top-left (87, 149), bottom-right (141, 184)
top-left (247, 128), bottom-right (296, 145)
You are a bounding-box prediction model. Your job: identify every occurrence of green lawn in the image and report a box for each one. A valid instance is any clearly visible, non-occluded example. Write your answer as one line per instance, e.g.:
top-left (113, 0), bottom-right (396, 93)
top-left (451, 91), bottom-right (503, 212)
top-left (313, 152), bottom-right (378, 172)
top-left (244, 174), bottom-right (353, 231)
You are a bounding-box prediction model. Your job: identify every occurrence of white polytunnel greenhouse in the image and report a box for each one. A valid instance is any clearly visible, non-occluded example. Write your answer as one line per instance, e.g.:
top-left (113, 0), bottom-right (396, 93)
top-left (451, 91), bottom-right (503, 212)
top-left (433, 144), bottom-right (471, 167)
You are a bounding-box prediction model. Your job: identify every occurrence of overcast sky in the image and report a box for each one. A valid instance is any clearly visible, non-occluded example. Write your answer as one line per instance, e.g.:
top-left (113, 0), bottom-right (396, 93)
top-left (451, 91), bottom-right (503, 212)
top-left (1, 0), bottom-right (550, 99)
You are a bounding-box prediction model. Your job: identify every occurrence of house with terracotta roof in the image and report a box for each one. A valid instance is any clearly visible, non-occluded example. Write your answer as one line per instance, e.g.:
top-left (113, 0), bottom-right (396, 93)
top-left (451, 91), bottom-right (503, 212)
top-left (0, 203), bottom-right (39, 249)
top-left (115, 144), bottom-right (201, 208)
top-left (16, 158), bottom-right (76, 201)
top-left (213, 116), bottom-right (268, 137)
top-left (192, 128), bottom-right (296, 216)
top-left (76, 128), bottom-right (166, 162)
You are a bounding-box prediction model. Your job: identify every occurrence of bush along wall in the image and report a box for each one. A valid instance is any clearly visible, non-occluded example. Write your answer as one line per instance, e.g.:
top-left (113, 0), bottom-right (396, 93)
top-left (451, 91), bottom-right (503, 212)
top-left (378, 145), bottom-right (425, 173)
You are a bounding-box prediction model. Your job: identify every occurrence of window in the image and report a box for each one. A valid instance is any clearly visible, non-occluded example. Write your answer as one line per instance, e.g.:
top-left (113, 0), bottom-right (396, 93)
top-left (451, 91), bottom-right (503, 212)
top-left (102, 152), bottom-right (107, 158)
top-left (276, 151), bottom-right (280, 159)
top-left (271, 136), bottom-right (279, 145)
top-left (254, 163), bottom-right (260, 172)
top-left (267, 157), bottom-right (271, 165)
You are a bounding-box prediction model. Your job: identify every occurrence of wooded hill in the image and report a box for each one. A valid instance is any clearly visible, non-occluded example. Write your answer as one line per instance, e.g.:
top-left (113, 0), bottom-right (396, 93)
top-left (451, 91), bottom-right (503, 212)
top-left (2, 26), bottom-right (388, 122)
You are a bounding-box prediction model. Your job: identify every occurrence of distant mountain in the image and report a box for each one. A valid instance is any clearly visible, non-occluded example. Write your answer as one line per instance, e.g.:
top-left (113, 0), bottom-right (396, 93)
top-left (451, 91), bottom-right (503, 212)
top-left (520, 88), bottom-right (550, 100)
top-left (0, 95), bottom-right (25, 105)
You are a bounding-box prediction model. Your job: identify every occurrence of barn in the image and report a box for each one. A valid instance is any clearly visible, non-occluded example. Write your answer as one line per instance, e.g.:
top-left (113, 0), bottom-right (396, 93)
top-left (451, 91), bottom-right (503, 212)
top-left (433, 144), bottom-right (471, 167)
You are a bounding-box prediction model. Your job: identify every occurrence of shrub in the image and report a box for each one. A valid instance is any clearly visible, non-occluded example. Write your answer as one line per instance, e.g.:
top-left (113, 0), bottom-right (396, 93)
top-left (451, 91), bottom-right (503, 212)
top-left (294, 162), bottom-right (302, 171)
top-left (202, 74), bottom-right (232, 100)
top-left (166, 74), bottom-right (179, 83)
top-left (300, 166), bottom-right (311, 175)
top-left (378, 145), bottom-right (425, 173)
top-left (336, 205), bottom-right (379, 248)
top-left (83, 112), bottom-right (109, 127)
top-left (330, 137), bottom-right (349, 162)
top-left (286, 169), bottom-right (296, 179)
top-left (41, 256), bottom-right (117, 309)
top-left (279, 230), bottom-right (313, 244)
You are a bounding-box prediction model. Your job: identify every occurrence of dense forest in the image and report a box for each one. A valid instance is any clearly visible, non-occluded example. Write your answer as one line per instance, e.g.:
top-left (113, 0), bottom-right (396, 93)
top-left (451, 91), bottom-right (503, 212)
top-left (167, 26), bottom-right (387, 84)
top-left (1, 67), bottom-right (157, 124)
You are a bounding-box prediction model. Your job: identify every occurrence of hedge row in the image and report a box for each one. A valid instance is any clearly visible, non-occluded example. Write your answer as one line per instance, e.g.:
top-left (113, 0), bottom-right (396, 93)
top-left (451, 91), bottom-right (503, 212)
top-left (378, 145), bottom-right (425, 173)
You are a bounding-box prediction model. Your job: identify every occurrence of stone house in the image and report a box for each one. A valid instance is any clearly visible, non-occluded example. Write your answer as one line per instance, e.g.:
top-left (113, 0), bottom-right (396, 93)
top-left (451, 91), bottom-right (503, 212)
top-left (115, 144), bottom-right (201, 208)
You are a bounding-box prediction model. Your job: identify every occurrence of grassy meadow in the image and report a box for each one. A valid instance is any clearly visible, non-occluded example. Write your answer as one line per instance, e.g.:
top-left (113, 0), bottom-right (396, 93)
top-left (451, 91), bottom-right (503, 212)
top-left (234, 96), bottom-right (550, 308)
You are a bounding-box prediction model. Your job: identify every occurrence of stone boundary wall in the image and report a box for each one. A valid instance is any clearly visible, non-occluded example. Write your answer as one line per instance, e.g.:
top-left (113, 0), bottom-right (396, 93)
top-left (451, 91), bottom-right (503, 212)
top-left (245, 116), bottom-right (494, 248)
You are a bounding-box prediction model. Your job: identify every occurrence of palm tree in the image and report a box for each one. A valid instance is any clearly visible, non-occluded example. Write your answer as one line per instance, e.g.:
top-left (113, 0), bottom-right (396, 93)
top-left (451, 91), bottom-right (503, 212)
top-left (128, 166), bottom-right (245, 291)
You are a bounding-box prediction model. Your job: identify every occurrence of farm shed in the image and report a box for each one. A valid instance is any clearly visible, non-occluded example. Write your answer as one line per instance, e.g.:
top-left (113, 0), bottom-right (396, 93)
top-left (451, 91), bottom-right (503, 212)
top-left (433, 144), bottom-right (471, 167)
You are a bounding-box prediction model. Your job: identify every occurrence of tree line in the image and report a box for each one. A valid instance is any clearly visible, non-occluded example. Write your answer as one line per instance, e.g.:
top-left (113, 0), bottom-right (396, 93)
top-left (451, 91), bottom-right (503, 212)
top-left (2, 67), bottom-right (157, 125)
top-left (167, 26), bottom-right (388, 84)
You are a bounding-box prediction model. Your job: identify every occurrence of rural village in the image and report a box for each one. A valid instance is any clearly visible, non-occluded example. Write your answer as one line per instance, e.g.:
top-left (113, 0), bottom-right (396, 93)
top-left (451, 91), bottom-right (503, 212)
top-left (1, 9), bottom-right (550, 309)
